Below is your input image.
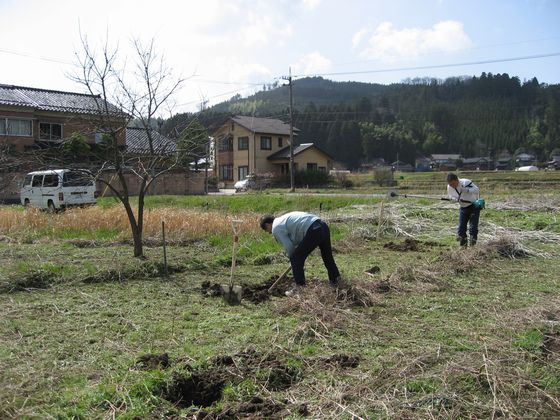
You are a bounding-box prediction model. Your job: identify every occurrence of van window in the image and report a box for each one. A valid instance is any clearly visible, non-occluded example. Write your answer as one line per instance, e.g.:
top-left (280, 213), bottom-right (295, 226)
top-left (43, 174), bottom-right (59, 187)
top-left (32, 176), bottom-right (43, 187)
top-left (63, 171), bottom-right (93, 187)
top-left (23, 175), bottom-right (33, 186)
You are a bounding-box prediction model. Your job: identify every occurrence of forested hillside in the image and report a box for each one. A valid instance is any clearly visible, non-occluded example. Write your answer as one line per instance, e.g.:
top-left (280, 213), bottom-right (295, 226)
top-left (162, 74), bottom-right (560, 169)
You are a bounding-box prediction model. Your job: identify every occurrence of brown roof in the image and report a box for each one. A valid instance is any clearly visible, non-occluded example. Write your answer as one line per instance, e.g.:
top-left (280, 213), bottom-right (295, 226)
top-left (0, 84), bottom-right (123, 116)
top-left (231, 116), bottom-right (299, 136)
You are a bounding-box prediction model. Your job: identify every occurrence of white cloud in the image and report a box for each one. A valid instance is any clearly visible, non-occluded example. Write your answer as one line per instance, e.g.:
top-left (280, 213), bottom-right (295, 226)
top-left (355, 20), bottom-right (473, 62)
top-left (301, 0), bottom-right (322, 11)
top-left (237, 12), bottom-right (293, 47)
top-left (352, 28), bottom-right (368, 49)
top-left (292, 51), bottom-right (331, 75)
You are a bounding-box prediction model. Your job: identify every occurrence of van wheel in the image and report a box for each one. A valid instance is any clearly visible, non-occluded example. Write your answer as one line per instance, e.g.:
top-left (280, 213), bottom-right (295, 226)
top-left (47, 201), bottom-right (56, 213)
top-left (23, 199), bottom-right (30, 208)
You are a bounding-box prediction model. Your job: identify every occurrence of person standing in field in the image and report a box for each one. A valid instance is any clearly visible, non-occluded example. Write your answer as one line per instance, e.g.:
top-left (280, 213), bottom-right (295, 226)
top-left (259, 211), bottom-right (342, 297)
top-left (446, 172), bottom-right (481, 247)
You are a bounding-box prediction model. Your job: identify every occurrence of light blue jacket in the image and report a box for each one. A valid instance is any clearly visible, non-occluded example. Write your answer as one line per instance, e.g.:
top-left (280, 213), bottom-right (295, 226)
top-left (272, 211), bottom-right (319, 257)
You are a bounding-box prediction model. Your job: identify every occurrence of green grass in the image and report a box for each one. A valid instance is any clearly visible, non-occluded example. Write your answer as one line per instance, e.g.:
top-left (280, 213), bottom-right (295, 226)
top-left (1, 173), bottom-right (560, 418)
top-left (98, 193), bottom-right (380, 214)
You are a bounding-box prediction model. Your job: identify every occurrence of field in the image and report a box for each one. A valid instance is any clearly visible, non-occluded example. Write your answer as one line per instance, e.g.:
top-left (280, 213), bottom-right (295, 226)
top-left (1, 171), bottom-right (560, 419)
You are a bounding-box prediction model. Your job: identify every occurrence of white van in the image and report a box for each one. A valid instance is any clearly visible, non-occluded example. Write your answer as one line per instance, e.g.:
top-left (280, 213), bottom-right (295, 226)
top-left (20, 169), bottom-right (97, 211)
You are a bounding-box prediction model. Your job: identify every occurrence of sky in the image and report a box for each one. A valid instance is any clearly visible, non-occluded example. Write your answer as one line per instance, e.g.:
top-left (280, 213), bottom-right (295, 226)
top-left (0, 0), bottom-right (559, 115)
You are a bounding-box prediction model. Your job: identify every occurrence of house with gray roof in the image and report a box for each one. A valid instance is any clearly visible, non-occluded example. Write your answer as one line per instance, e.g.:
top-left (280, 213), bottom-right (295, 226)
top-left (0, 84), bottom-right (126, 154)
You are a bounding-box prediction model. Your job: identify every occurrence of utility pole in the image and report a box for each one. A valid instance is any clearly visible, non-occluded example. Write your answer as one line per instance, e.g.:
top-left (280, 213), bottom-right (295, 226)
top-left (282, 68), bottom-right (295, 192)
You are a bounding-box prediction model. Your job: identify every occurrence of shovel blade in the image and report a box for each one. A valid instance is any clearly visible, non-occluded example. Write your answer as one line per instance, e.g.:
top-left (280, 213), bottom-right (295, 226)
top-left (221, 284), bottom-right (243, 305)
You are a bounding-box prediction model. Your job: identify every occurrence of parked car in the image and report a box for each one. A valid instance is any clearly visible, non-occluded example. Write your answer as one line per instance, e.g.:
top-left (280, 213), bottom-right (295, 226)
top-left (20, 169), bottom-right (97, 212)
top-left (234, 174), bottom-right (271, 192)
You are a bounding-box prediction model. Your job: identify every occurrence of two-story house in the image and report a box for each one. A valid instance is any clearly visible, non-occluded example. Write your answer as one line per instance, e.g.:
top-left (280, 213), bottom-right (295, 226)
top-left (213, 116), bottom-right (333, 187)
top-left (0, 84), bottom-right (126, 154)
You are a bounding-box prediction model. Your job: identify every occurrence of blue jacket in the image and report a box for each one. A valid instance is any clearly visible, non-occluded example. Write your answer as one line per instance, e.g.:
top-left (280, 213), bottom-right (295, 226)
top-left (272, 211), bottom-right (319, 257)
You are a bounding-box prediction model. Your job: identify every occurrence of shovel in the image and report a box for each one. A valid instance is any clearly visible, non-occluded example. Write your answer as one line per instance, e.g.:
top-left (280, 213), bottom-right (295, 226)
top-left (268, 265), bottom-right (292, 293)
top-left (221, 220), bottom-right (243, 305)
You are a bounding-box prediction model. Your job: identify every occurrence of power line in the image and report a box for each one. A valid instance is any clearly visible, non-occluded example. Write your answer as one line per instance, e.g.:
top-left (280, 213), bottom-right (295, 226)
top-left (0, 48), bottom-right (74, 65)
top-left (291, 52), bottom-right (560, 79)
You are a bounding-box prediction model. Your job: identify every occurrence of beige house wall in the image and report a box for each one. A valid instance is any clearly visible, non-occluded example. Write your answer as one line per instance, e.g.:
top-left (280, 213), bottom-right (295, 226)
top-left (270, 148), bottom-right (333, 172)
top-left (214, 119), bottom-right (289, 186)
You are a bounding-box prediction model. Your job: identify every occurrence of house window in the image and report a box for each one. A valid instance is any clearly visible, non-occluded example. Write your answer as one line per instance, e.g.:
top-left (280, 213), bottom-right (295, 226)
top-left (278, 137), bottom-right (283, 147)
top-left (260, 136), bottom-right (271, 150)
top-left (318, 166), bottom-right (326, 172)
top-left (307, 163), bottom-right (318, 171)
top-left (238, 166), bottom-right (249, 181)
top-left (238, 136), bottom-right (249, 150)
top-left (95, 130), bottom-right (109, 144)
top-left (231, 122), bottom-right (235, 131)
top-left (0, 118), bottom-right (32, 136)
top-left (219, 136), bottom-right (233, 152)
top-left (39, 122), bottom-right (63, 141)
top-left (219, 164), bottom-right (233, 181)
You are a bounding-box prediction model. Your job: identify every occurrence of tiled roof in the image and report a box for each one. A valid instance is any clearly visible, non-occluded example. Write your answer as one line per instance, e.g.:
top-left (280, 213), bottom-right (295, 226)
top-left (125, 127), bottom-right (177, 155)
top-left (0, 84), bottom-right (123, 116)
top-left (232, 116), bottom-right (299, 136)
top-left (267, 142), bottom-right (333, 160)
top-left (431, 154), bottom-right (462, 160)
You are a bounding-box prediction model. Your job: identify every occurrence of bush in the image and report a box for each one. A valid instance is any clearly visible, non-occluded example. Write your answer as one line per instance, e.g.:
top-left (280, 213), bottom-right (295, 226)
top-left (273, 170), bottom-right (332, 188)
top-left (374, 168), bottom-right (396, 186)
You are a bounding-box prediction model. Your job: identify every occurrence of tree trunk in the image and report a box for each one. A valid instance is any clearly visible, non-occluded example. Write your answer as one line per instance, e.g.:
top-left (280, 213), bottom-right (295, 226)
top-left (132, 226), bottom-right (143, 258)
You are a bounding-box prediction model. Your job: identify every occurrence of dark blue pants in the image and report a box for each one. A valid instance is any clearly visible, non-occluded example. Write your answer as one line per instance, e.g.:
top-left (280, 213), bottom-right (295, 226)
top-left (290, 220), bottom-right (340, 286)
top-left (458, 204), bottom-right (480, 239)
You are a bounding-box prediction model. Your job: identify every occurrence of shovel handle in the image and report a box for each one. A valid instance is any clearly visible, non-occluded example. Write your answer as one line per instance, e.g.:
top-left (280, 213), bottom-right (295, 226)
top-left (268, 265), bottom-right (292, 293)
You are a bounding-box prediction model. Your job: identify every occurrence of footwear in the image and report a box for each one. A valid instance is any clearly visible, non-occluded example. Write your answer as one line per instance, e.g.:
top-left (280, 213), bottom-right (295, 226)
top-left (469, 236), bottom-right (477, 246)
top-left (457, 235), bottom-right (468, 247)
top-left (285, 285), bottom-right (303, 297)
top-left (330, 276), bottom-right (346, 288)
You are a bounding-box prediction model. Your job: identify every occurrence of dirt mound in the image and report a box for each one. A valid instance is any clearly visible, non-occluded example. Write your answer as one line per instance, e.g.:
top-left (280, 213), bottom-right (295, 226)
top-left (201, 281), bottom-right (222, 297)
top-left (200, 274), bottom-right (293, 304)
top-left (232, 348), bottom-right (300, 390)
top-left (336, 280), bottom-right (380, 307)
top-left (319, 353), bottom-right (360, 369)
top-left (136, 353), bottom-right (170, 370)
top-left (165, 348), bottom-right (300, 410)
top-left (166, 369), bottom-right (227, 408)
top-left (199, 396), bottom-right (288, 419)
top-left (384, 238), bottom-right (439, 252)
top-left (541, 332), bottom-right (560, 357)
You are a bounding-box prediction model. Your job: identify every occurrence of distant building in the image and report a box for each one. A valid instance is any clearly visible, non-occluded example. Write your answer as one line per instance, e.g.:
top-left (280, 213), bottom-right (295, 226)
top-left (390, 160), bottom-right (414, 172)
top-left (415, 156), bottom-right (432, 172)
top-left (495, 152), bottom-right (513, 170)
top-left (547, 155), bottom-right (560, 170)
top-left (0, 83), bottom-right (126, 153)
top-left (359, 158), bottom-right (385, 172)
top-left (431, 154), bottom-right (462, 171)
top-left (462, 157), bottom-right (493, 171)
top-left (212, 116), bottom-right (333, 187)
top-left (514, 153), bottom-right (536, 167)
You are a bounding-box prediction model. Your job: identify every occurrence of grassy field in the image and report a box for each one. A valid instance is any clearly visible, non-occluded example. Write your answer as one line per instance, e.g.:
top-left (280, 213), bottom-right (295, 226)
top-left (1, 171), bottom-right (560, 419)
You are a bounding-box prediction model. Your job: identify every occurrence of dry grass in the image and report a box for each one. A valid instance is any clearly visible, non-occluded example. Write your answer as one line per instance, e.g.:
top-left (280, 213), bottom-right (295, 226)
top-left (0, 206), bottom-right (261, 241)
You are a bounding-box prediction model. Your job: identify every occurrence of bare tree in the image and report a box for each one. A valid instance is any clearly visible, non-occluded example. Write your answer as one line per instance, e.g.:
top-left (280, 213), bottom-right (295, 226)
top-left (71, 35), bottom-right (184, 257)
